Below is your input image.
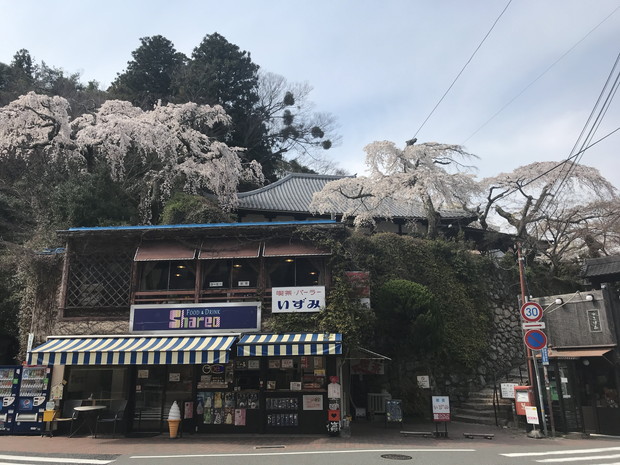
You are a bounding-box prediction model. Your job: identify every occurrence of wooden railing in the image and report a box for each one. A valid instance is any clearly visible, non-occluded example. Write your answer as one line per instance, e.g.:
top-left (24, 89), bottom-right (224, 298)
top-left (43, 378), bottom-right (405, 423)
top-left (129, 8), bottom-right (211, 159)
top-left (132, 288), bottom-right (272, 305)
top-left (133, 290), bottom-right (195, 304)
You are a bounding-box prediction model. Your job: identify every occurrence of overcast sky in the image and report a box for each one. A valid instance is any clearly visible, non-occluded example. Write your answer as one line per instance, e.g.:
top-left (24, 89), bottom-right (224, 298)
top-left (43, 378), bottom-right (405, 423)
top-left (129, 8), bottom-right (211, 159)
top-left (2, 0), bottom-right (619, 188)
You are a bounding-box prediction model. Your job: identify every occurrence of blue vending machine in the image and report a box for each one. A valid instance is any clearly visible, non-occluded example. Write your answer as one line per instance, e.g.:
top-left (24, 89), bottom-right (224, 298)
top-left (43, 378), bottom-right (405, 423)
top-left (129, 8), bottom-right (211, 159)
top-left (0, 366), bottom-right (20, 434)
top-left (13, 365), bottom-right (51, 434)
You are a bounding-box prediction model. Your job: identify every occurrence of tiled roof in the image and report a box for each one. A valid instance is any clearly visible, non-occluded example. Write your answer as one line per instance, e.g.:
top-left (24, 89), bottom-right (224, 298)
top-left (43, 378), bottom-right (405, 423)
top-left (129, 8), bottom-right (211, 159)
top-left (237, 173), bottom-right (475, 221)
top-left (238, 173), bottom-right (345, 213)
top-left (581, 256), bottom-right (620, 278)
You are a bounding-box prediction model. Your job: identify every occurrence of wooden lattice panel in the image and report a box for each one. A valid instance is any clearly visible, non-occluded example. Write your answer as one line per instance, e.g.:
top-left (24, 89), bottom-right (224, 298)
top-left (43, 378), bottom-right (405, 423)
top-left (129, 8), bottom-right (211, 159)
top-left (66, 250), bottom-right (132, 309)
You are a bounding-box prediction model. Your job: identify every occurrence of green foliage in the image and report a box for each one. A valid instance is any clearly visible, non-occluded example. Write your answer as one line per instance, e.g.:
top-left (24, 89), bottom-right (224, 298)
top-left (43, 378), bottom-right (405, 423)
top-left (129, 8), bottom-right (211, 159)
top-left (16, 252), bottom-right (64, 360)
top-left (268, 275), bottom-right (375, 350)
top-left (109, 35), bottom-right (186, 109)
top-left (0, 252), bottom-right (22, 343)
top-left (374, 279), bottom-right (439, 356)
top-left (159, 192), bottom-right (234, 225)
top-left (51, 168), bottom-right (138, 228)
top-left (345, 232), bottom-right (493, 370)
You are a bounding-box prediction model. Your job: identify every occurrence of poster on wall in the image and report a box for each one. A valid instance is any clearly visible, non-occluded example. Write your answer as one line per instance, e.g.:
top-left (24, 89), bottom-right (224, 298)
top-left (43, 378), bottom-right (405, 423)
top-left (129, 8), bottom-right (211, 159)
top-left (303, 394), bottom-right (324, 411)
top-left (235, 408), bottom-right (246, 426)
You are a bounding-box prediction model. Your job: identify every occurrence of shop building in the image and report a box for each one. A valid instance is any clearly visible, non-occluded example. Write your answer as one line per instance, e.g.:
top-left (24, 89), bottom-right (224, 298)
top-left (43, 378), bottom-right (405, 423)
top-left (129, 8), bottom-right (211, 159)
top-left (535, 278), bottom-right (620, 435)
top-left (27, 220), bottom-right (348, 435)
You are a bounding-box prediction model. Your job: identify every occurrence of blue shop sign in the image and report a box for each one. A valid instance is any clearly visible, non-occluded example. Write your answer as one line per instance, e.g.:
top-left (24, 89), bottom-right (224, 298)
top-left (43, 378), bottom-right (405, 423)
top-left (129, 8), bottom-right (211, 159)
top-left (130, 303), bottom-right (261, 334)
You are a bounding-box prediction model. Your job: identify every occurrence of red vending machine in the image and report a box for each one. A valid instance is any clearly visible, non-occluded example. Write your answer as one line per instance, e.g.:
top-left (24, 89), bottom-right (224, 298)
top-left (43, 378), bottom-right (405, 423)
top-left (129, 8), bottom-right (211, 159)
top-left (13, 366), bottom-right (51, 434)
top-left (0, 366), bottom-right (20, 434)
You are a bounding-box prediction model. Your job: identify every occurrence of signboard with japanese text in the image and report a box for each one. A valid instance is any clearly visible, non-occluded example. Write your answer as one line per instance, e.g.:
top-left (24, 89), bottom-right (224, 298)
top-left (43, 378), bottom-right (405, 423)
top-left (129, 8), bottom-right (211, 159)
top-left (587, 309), bottom-right (602, 332)
top-left (271, 286), bottom-right (326, 313)
top-left (525, 406), bottom-right (539, 425)
top-left (302, 394), bottom-right (324, 410)
top-left (417, 375), bottom-right (431, 389)
top-left (500, 383), bottom-right (518, 399)
top-left (386, 399), bottom-right (403, 423)
top-left (345, 271), bottom-right (370, 296)
top-left (432, 396), bottom-right (450, 422)
top-left (130, 302), bottom-right (261, 333)
top-left (350, 358), bottom-right (385, 375)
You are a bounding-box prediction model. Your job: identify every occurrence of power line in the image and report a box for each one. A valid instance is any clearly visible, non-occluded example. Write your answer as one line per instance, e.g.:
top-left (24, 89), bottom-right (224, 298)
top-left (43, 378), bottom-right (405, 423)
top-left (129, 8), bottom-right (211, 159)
top-left (462, 4), bottom-right (620, 145)
top-left (413, 0), bottom-right (512, 139)
top-left (485, 126), bottom-right (620, 205)
top-left (546, 50), bottom-right (620, 202)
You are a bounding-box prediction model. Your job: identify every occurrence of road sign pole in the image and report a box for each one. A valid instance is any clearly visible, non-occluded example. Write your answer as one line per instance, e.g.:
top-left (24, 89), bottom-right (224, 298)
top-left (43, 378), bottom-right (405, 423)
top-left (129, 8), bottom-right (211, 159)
top-left (531, 350), bottom-right (548, 437)
top-left (542, 363), bottom-right (555, 437)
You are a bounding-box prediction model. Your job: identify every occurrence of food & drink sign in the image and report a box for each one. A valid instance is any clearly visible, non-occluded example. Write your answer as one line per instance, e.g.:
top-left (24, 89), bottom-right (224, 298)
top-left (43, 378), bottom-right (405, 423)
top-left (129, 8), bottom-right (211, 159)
top-left (130, 303), bottom-right (261, 333)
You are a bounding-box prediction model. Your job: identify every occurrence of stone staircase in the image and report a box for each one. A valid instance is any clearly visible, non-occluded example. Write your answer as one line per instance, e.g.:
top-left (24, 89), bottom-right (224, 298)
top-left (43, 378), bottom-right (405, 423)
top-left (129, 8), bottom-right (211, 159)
top-left (452, 366), bottom-right (527, 426)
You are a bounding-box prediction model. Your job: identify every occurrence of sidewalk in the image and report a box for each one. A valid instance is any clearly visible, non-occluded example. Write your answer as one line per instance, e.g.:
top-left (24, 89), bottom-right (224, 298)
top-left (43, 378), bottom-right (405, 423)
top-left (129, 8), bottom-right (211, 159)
top-left (0, 420), bottom-right (613, 457)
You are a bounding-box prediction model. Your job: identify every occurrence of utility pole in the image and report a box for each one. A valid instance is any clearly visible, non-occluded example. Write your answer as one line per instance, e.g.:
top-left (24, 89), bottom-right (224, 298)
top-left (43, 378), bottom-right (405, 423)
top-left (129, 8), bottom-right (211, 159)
top-left (517, 244), bottom-right (534, 384)
top-left (517, 243), bottom-right (548, 437)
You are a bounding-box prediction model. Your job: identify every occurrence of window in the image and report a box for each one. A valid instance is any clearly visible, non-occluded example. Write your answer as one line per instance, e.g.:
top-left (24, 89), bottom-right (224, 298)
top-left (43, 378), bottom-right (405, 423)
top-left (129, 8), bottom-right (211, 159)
top-left (202, 259), bottom-right (259, 289)
top-left (65, 249), bottom-right (132, 312)
top-left (139, 260), bottom-right (196, 291)
top-left (267, 257), bottom-right (323, 288)
top-left (65, 366), bottom-right (128, 402)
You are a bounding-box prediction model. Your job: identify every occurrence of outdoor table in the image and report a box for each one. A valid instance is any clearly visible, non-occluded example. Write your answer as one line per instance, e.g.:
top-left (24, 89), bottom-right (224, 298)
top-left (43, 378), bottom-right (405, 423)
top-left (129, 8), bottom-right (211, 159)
top-left (70, 405), bottom-right (106, 437)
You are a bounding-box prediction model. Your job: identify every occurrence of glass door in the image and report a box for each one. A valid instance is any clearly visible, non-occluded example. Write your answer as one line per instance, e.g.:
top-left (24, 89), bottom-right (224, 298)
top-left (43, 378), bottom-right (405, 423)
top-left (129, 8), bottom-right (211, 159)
top-left (163, 366), bottom-right (193, 426)
top-left (133, 366), bottom-right (166, 432)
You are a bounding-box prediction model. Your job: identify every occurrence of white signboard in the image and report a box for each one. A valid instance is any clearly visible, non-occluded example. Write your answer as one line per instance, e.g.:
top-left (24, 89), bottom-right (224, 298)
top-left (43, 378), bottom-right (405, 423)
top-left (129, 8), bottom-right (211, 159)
top-left (432, 396), bottom-right (450, 422)
top-left (417, 375), bottom-right (430, 389)
top-left (500, 383), bottom-right (518, 399)
top-left (272, 286), bottom-right (326, 313)
top-left (302, 394), bottom-right (324, 410)
top-left (525, 406), bottom-right (539, 425)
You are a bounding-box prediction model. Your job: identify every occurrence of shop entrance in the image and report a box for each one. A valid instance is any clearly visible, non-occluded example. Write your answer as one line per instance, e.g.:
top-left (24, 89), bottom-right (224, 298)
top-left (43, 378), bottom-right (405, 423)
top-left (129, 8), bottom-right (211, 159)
top-left (132, 365), bottom-right (193, 433)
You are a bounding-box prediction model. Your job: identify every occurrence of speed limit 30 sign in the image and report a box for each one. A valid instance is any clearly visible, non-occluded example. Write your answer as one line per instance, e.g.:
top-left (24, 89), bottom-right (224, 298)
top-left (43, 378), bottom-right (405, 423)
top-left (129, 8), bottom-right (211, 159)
top-left (521, 301), bottom-right (543, 322)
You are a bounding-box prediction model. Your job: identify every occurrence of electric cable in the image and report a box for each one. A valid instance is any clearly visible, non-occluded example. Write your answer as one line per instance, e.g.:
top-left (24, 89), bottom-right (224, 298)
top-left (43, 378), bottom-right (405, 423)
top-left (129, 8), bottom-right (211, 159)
top-left (413, 0), bottom-right (512, 139)
top-left (540, 49), bottom-right (620, 211)
top-left (462, 4), bottom-right (620, 145)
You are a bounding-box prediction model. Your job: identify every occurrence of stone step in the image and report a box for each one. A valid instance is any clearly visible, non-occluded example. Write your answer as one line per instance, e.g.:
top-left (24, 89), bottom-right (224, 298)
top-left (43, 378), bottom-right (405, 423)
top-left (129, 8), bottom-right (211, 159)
top-left (458, 401), bottom-right (511, 410)
top-left (453, 408), bottom-right (497, 418)
top-left (450, 412), bottom-right (499, 425)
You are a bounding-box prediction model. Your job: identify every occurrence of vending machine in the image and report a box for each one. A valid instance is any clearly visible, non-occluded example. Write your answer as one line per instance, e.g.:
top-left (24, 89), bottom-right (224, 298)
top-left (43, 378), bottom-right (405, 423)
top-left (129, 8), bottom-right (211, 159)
top-left (0, 366), bottom-right (20, 434)
top-left (13, 366), bottom-right (51, 434)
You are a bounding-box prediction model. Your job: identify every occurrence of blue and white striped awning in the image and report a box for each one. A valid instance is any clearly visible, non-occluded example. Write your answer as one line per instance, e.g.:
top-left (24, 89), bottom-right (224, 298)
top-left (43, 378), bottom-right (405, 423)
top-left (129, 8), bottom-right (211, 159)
top-left (237, 333), bottom-right (342, 357)
top-left (28, 335), bottom-right (236, 366)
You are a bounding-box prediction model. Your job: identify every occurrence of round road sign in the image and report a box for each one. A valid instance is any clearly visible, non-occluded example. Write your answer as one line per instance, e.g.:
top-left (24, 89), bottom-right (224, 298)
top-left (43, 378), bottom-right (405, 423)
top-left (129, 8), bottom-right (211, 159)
top-left (524, 329), bottom-right (547, 350)
top-left (521, 301), bottom-right (543, 322)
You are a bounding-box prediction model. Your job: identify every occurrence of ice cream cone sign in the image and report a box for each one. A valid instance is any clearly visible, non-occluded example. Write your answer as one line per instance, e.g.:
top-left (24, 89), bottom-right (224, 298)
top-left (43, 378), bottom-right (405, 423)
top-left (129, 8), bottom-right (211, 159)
top-left (167, 401), bottom-right (182, 439)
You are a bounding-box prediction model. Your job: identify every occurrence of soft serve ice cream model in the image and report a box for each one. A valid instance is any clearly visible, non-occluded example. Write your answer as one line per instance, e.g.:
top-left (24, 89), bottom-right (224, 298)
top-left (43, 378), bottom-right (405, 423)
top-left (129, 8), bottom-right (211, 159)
top-left (167, 401), bottom-right (182, 438)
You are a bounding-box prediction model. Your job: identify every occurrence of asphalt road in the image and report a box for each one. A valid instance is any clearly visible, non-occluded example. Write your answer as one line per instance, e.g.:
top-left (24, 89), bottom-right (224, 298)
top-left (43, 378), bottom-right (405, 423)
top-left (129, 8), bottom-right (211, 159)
top-left (0, 421), bottom-right (619, 465)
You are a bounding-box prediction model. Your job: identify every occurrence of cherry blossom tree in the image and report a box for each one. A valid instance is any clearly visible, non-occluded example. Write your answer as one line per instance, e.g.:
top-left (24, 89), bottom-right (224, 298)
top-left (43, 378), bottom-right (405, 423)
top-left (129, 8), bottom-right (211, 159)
top-left (475, 161), bottom-right (618, 264)
top-left (531, 199), bottom-right (620, 271)
top-left (310, 140), bottom-right (479, 237)
top-left (0, 92), bottom-right (263, 224)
